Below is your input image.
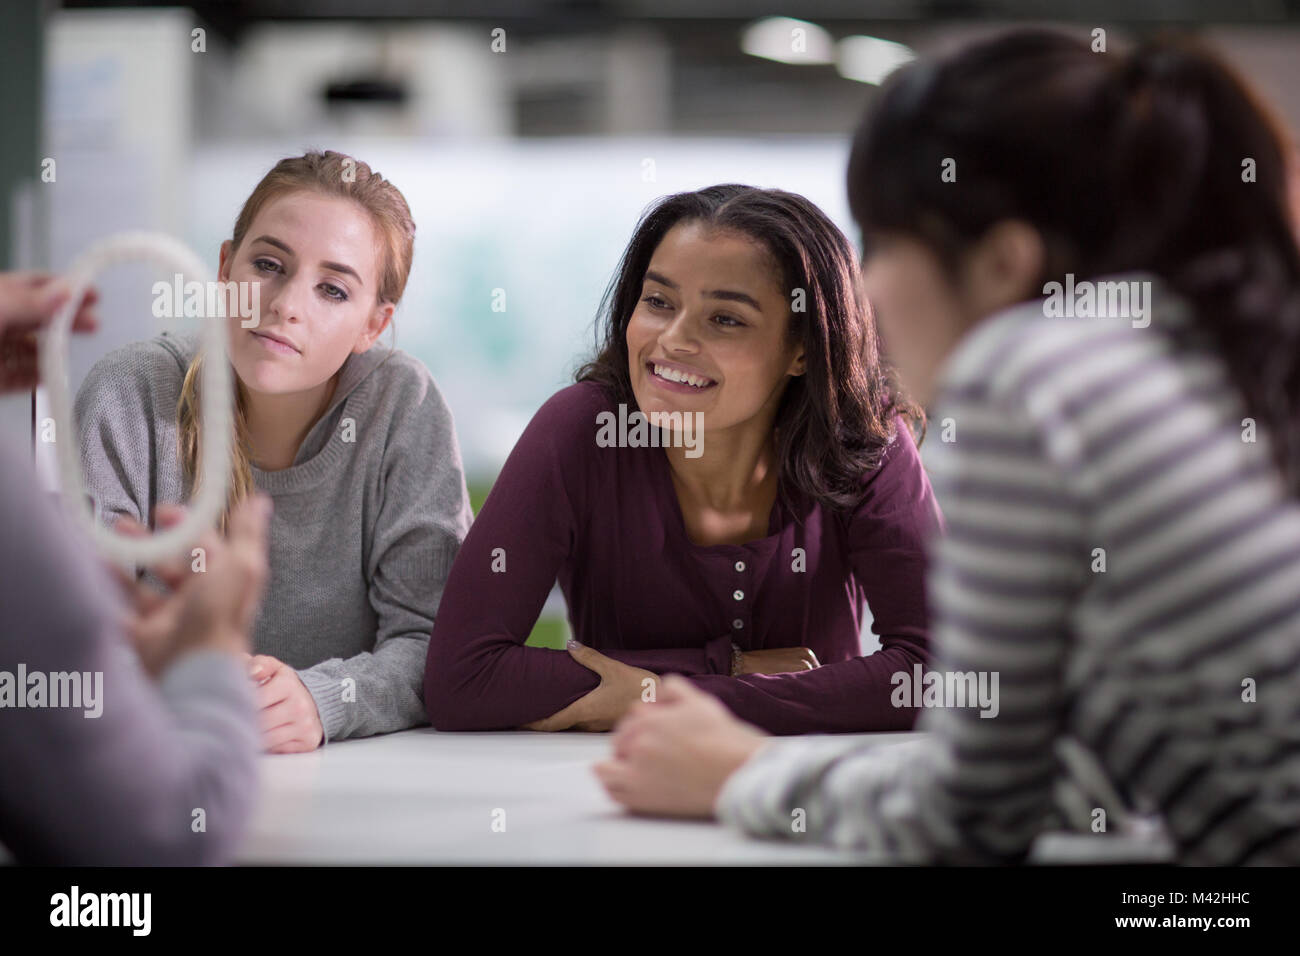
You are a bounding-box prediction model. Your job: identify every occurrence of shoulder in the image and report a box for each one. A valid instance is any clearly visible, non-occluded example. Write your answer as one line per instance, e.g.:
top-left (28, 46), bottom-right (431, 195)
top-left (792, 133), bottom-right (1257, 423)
top-left (951, 314), bottom-right (1142, 400)
top-left (499, 381), bottom-right (616, 485)
top-left (365, 346), bottom-right (437, 400)
top-left (75, 331), bottom-right (195, 416)
top-left (356, 347), bottom-right (456, 427)
top-left (517, 380), bottom-right (617, 448)
top-left (938, 283), bottom-right (1207, 483)
top-left (349, 350), bottom-right (466, 465)
top-left (848, 413), bottom-right (940, 529)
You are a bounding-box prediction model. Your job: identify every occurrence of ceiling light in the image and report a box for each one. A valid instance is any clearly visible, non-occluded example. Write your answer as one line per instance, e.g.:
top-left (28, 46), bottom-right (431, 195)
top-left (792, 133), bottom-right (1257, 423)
top-left (741, 17), bottom-right (834, 66)
top-left (836, 35), bottom-right (916, 85)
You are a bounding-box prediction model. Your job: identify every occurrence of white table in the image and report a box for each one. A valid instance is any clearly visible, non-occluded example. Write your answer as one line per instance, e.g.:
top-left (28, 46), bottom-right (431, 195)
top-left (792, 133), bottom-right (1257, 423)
top-left (235, 728), bottom-right (919, 864)
top-left (235, 728), bottom-right (1175, 864)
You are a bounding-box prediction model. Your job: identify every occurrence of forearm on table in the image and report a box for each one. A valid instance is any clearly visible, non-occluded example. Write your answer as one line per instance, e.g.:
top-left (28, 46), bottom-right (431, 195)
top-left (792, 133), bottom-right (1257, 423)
top-left (297, 634), bottom-right (431, 741)
top-left (424, 631), bottom-right (608, 730)
top-left (717, 700), bottom-right (1056, 863)
top-left (715, 732), bottom-right (946, 857)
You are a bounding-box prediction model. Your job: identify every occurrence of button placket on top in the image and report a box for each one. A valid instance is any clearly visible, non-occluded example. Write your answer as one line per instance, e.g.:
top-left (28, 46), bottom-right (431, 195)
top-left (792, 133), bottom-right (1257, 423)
top-left (731, 557), bottom-right (748, 633)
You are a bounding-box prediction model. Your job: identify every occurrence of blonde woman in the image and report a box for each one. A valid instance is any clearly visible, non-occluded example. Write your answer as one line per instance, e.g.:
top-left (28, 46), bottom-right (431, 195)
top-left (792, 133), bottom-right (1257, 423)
top-left (76, 151), bottom-right (473, 751)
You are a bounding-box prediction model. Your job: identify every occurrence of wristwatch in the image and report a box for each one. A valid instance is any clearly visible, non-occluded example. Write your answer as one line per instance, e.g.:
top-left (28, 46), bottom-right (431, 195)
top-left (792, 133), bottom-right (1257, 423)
top-left (730, 641), bottom-right (744, 677)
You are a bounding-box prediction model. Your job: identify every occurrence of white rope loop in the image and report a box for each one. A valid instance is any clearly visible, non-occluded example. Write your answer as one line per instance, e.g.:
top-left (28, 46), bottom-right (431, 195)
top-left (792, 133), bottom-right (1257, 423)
top-left (39, 232), bottom-right (234, 567)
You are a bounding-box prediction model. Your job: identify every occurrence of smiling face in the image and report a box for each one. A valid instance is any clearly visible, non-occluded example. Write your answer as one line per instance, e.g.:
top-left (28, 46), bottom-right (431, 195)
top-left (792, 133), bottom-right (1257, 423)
top-left (626, 220), bottom-right (805, 435)
top-left (220, 190), bottom-right (393, 396)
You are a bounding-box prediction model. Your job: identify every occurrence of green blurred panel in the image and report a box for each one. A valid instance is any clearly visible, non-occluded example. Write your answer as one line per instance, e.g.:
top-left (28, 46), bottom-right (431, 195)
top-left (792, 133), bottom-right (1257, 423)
top-left (525, 616), bottom-right (569, 649)
top-left (467, 480), bottom-right (492, 516)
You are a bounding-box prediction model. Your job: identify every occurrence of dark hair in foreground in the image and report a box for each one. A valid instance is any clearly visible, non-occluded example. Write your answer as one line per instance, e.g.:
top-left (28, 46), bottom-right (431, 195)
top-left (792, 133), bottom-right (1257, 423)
top-left (848, 28), bottom-right (1300, 496)
top-left (578, 184), bottom-right (924, 513)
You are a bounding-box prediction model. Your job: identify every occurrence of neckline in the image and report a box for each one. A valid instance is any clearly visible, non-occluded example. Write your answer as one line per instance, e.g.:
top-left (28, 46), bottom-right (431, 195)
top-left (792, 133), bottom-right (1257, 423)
top-left (249, 372), bottom-right (373, 492)
top-left (935, 270), bottom-right (1176, 390)
top-left (649, 444), bottom-right (786, 553)
top-left (160, 332), bottom-right (393, 490)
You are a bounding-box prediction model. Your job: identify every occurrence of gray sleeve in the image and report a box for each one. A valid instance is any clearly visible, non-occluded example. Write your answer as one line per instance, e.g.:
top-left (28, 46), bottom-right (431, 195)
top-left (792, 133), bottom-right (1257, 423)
top-left (0, 442), bottom-right (259, 865)
top-left (297, 373), bottom-right (473, 741)
top-left (74, 338), bottom-right (182, 529)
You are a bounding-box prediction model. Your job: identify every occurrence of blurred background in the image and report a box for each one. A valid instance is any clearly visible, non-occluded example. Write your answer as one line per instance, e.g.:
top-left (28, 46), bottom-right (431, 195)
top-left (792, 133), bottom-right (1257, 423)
top-left (2, 0), bottom-right (1298, 646)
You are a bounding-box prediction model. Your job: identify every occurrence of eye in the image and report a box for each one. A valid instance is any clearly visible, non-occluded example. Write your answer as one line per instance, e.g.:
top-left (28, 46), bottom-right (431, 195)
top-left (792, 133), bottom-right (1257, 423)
top-left (252, 258), bottom-right (282, 274)
top-left (712, 314), bottom-right (743, 328)
top-left (319, 283), bottom-right (348, 302)
top-left (642, 294), bottom-right (670, 310)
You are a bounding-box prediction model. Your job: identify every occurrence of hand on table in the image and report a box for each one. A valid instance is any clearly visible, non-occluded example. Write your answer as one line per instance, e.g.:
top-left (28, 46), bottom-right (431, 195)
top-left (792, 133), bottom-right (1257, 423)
top-left (593, 674), bottom-right (769, 819)
top-left (246, 654), bottom-right (325, 753)
top-left (0, 272), bottom-right (99, 393)
top-left (521, 641), bottom-right (659, 732)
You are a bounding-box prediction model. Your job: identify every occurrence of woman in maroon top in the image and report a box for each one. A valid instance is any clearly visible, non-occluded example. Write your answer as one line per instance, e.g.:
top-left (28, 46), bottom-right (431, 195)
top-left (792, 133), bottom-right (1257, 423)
top-left (424, 185), bottom-right (942, 734)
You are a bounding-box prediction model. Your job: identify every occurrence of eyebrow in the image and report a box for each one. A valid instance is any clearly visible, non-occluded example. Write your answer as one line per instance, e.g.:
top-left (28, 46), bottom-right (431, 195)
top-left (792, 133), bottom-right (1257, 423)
top-left (643, 270), bottom-right (762, 312)
top-left (251, 235), bottom-right (365, 286)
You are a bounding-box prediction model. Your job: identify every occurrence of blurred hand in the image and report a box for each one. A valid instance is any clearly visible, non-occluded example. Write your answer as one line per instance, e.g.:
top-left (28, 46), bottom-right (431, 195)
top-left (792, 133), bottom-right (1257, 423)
top-left (594, 675), bottom-right (769, 818)
top-left (246, 654), bottom-right (324, 754)
top-left (112, 496), bottom-right (271, 678)
top-left (0, 272), bottom-right (99, 393)
top-left (739, 646), bottom-right (820, 675)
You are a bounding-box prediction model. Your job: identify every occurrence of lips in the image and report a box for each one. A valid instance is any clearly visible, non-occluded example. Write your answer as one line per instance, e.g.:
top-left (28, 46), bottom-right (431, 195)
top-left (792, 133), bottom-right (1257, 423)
top-left (249, 329), bottom-right (300, 354)
top-left (646, 360), bottom-right (717, 390)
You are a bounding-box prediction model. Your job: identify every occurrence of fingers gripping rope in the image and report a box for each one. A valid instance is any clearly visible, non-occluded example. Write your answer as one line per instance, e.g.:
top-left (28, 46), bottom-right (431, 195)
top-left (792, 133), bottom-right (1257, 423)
top-left (39, 232), bottom-right (234, 567)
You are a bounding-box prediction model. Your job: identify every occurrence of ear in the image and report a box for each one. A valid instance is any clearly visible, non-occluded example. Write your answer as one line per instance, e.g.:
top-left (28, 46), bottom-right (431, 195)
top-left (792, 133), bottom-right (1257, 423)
top-left (218, 240), bottom-right (235, 282)
top-left (964, 220), bottom-right (1045, 317)
top-left (355, 300), bottom-right (395, 353)
top-left (787, 345), bottom-right (806, 377)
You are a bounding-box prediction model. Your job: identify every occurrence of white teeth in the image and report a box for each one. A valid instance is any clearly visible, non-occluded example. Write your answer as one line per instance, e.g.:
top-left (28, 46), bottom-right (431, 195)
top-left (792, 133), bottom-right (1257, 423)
top-left (653, 363), bottom-right (711, 388)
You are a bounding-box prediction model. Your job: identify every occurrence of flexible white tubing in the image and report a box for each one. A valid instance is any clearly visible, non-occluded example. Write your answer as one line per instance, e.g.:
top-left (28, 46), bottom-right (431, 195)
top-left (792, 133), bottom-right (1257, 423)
top-left (39, 232), bottom-right (234, 567)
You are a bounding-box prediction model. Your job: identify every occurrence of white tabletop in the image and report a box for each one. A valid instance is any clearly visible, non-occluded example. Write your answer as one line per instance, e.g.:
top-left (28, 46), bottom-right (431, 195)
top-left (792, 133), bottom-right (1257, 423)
top-left (236, 728), bottom-right (922, 864)
top-left (236, 727), bottom-right (1176, 865)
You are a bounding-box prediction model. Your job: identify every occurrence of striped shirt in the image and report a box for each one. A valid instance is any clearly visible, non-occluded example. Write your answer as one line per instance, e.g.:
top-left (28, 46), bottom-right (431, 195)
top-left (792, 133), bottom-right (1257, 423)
top-left (715, 273), bottom-right (1300, 864)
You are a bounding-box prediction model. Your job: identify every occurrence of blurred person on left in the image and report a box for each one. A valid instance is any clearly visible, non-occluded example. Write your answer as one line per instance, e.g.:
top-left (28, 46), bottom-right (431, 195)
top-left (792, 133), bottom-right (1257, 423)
top-left (0, 269), bottom-right (271, 865)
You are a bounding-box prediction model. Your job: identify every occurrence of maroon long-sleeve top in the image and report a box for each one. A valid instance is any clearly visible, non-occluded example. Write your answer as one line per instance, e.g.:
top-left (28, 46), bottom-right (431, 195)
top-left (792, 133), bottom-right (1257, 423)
top-left (424, 381), bottom-right (942, 734)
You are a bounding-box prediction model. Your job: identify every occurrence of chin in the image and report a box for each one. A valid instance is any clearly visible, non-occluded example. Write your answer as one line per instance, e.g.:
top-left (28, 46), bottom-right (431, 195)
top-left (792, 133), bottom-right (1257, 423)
top-left (231, 360), bottom-right (291, 396)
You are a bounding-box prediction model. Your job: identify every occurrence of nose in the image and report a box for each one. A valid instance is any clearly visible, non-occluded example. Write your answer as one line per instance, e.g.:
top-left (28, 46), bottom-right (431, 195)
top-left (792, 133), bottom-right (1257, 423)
top-left (265, 273), bottom-right (310, 325)
top-left (658, 305), bottom-right (700, 354)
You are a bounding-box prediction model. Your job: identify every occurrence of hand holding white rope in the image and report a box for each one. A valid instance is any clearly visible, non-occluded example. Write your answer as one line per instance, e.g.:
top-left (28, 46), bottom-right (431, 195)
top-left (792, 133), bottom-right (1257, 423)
top-left (39, 232), bottom-right (234, 567)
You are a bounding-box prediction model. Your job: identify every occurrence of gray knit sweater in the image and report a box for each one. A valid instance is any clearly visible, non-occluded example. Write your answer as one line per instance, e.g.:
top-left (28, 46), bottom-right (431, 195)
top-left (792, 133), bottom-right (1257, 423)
top-left (74, 332), bottom-right (473, 742)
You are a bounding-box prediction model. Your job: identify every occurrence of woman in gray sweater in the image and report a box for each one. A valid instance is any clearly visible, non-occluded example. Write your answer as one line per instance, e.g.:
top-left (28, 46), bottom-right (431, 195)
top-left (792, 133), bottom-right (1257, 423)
top-left (75, 150), bottom-right (473, 751)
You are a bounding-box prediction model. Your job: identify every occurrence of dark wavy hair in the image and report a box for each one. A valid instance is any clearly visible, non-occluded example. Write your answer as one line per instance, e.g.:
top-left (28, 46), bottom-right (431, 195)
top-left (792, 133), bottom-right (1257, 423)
top-left (577, 184), bottom-right (923, 512)
top-left (848, 28), bottom-right (1300, 496)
